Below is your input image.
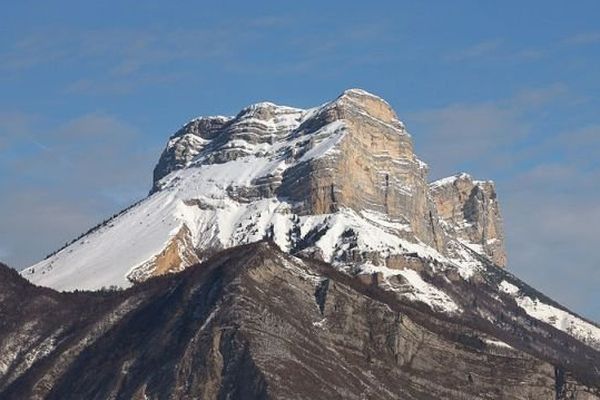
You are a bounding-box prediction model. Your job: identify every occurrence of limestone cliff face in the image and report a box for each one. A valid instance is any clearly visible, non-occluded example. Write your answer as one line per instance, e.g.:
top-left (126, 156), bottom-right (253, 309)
top-left (279, 89), bottom-right (446, 251)
top-left (155, 89), bottom-right (448, 253)
top-left (430, 173), bottom-right (506, 267)
top-left (127, 225), bottom-right (201, 283)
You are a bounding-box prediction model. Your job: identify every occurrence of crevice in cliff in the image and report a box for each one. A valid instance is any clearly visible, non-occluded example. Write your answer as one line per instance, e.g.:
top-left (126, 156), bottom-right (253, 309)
top-left (290, 223), bottom-right (329, 255)
top-left (314, 278), bottom-right (330, 315)
top-left (384, 173), bottom-right (390, 214)
top-left (329, 184), bottom-right (337, 213)
top-left (555, 366), bottom-right (566, 400)
top-left (217, 330), bottom-right (269, 400)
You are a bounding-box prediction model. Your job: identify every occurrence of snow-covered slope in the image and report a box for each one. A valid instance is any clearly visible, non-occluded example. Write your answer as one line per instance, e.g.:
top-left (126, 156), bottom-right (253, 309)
top-left (21, 89), bottom-right (600, 352)
top-left (498, 279), bottom-right (600, 350)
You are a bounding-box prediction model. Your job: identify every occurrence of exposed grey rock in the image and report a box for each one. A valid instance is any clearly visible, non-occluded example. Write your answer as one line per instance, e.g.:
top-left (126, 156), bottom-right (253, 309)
top-left (152, 116), bottom-right (232, 191)
top-left (152, 102), bottom-right (307, 193)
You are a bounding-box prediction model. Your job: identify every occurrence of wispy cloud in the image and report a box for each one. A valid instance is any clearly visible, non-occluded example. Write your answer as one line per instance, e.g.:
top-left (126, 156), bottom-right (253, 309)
top-left (65, 71), bottom-right (184, 95)
top-left (409, 102), bottom-right (525, 175)
top-left (562, 31), bottom-right (600, 45)
top-left (446, 30), bottom-right (600, 68)
top-left (444, 39), bottom-right (503, 62)
top-left (0, 21), bottom-right (275, 93)
top-left (0, 111), bottom-right (38, 150)
top-left (221, 21), bottom-right (398, 76)
top-left (1, 17), bottom-right (400, 93)
top-left (406, 83), bottom-right (569, 178)
top-left (444, 38), bottom-right (548, 65)
top-left (1, 27), bottom-right (237, 73)
top-left (445, 30), bottom-right (600, 70)
top-left (504, 159), bottom-right (600, 318)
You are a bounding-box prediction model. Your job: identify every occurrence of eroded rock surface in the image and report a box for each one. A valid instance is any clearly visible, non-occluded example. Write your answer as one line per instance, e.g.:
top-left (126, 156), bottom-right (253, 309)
top-left (430, 173), bottom-right (506, 267)
top-left (278, 90), bottom-right (445, 251)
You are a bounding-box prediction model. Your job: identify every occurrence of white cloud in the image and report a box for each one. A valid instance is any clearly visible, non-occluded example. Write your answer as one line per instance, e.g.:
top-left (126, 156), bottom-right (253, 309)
top-left (444, 39), bottom-right (547, 64)
top-left (502, 164), bottom-right (600, 320)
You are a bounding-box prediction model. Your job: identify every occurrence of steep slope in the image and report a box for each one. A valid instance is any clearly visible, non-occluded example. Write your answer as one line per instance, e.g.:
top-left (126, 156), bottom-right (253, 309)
top-left (2, 245), bottom-right (600, 399)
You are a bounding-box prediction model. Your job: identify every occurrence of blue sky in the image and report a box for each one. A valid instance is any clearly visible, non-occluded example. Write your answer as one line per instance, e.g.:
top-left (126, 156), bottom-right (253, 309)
top-left (1, 1), bottom-right (599, 321)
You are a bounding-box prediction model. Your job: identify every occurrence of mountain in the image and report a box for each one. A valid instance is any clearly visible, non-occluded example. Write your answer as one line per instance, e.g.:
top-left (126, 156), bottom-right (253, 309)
top-left (13, 89), bottom-right (600, 398)
top-left (2, 243), bottom-right (600, 399)
top-left (23, 89), bottom-right (504, 290)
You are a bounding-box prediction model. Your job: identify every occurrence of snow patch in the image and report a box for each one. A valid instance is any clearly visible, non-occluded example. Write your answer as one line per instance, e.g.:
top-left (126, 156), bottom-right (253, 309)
top-left (394, 268), bottom-right (461, 314)
top-left (498, 280), bottom-right (519, 295)
top-left (313, 318), bottom-right (327, 328)
top-left (483, 338), bottom-right (513, 350)
top-left (429, 173), bottom-right (472, 189)
top-left (297, 120), bottom-right (346, 162)
top-left (516, 296), bottom-right (600, 351)
top-left (360, 264), bottom-right (461, 314)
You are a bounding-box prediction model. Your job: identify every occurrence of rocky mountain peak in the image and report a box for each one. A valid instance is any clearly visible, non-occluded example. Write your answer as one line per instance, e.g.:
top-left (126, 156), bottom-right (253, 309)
top-left (26, 89), bottom-right (506, 292)
top-left (152, 89), bottom-right (407, 190)
top-left (334, 88), bottom-right (402, 126)
top-left (235, 101), bottom-right (304, 120)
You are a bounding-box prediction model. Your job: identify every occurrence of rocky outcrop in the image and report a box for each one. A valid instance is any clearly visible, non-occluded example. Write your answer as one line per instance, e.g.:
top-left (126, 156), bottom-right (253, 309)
top-left (2, 244), bottom-right (599, 399)
top-left (127, 224), bottom-right (201, 283)
top-left (151, 102), bottom-right (306, 193)
top-left (152, 116), bottom-right (232, 191)
top-left (430, 173), bottom-right (506, 267)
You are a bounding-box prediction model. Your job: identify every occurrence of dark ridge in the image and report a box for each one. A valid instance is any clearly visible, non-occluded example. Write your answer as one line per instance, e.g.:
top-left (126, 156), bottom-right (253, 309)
top-left (2, 241), bottom-right (599, 399)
